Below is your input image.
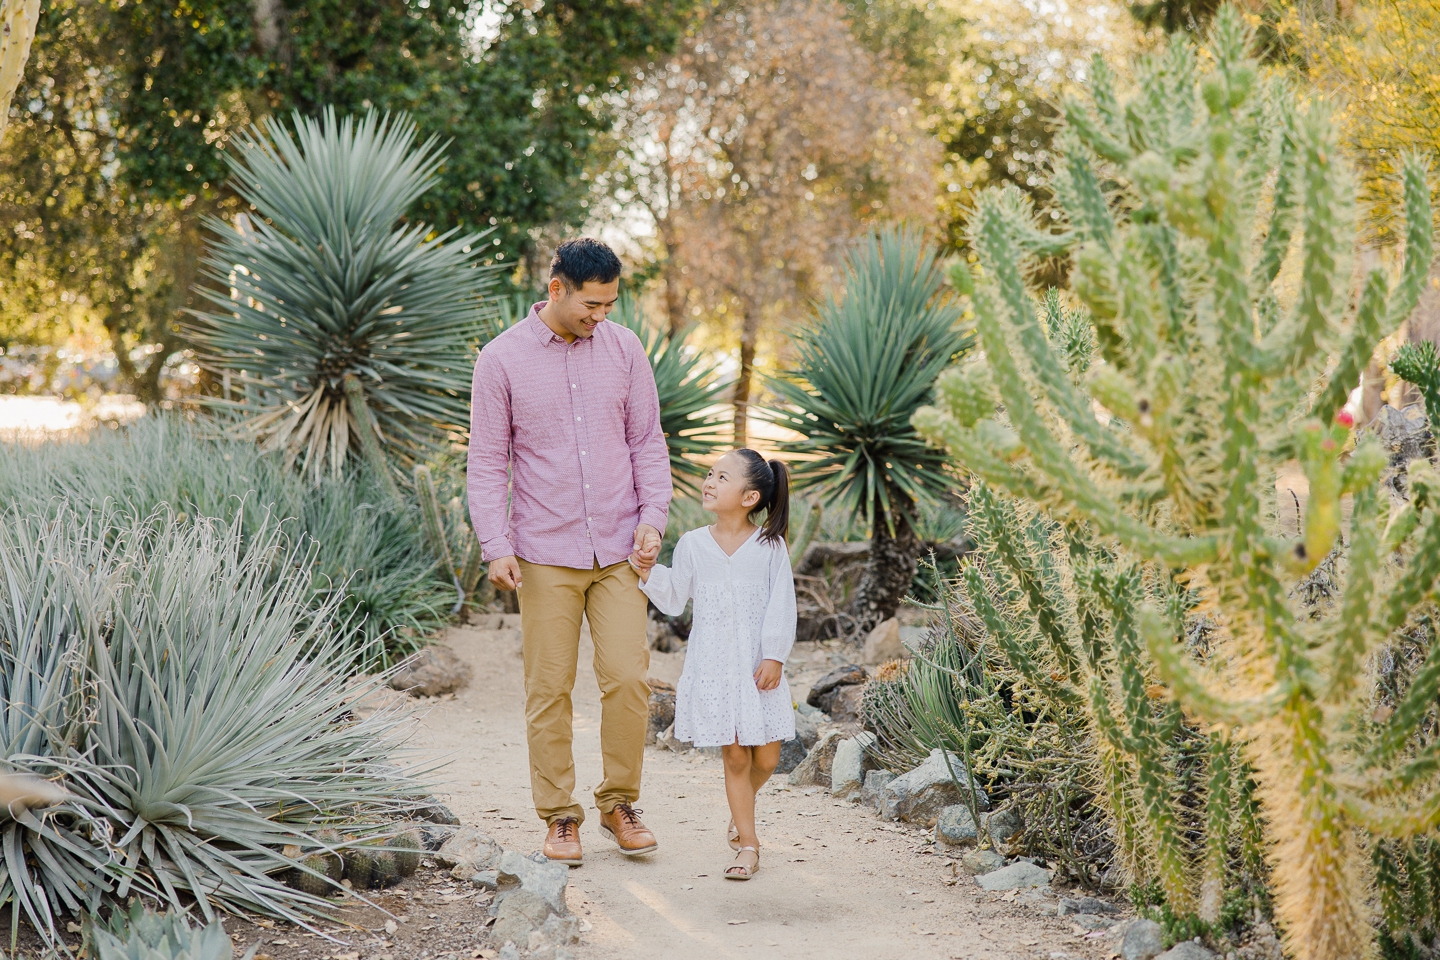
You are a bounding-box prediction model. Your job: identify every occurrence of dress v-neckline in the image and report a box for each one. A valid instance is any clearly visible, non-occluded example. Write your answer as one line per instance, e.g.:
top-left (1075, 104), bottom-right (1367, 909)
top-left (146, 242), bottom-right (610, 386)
top-left (705, 524), bottom-right (761, 559)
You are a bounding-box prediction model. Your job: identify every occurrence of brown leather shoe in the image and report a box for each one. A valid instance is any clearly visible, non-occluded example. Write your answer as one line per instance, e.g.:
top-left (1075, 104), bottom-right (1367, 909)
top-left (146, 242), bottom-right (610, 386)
top-left (598, 802), bottom-right (658, 856)
top-left (543, 816), bottom-right (582, 867)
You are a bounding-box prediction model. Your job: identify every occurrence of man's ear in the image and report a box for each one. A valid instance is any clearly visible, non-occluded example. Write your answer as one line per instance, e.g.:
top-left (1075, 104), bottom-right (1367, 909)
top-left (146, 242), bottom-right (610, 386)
top-left (548, 276), bottom-right (565, 300)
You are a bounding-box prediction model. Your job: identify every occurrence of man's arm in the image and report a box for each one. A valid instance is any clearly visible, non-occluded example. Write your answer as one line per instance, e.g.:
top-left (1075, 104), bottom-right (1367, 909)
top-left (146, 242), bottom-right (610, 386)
top-left (624, 337), bottom-right (674, 545)
top-left (467, 348), bottom-right (516, 563)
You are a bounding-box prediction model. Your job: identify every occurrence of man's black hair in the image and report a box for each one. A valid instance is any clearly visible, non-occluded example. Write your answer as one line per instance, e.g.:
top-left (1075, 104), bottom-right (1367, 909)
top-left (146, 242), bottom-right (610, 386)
top-left (550, 238), bottom-right (622, 290)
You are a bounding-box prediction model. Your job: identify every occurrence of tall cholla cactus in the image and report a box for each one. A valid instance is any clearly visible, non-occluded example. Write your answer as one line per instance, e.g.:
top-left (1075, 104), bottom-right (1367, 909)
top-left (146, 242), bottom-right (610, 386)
top-left (914, 10), bottom-right (1439, 960)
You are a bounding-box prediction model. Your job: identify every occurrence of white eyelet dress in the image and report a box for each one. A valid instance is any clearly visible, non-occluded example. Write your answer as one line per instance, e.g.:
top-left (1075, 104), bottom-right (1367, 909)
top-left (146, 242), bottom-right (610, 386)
top-left (639, 527), bottom-right (797, 748)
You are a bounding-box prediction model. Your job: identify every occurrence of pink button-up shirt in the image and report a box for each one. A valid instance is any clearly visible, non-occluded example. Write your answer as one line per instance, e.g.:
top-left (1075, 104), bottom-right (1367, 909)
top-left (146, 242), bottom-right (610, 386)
top-left (467, 303), bottom-right (672, 570)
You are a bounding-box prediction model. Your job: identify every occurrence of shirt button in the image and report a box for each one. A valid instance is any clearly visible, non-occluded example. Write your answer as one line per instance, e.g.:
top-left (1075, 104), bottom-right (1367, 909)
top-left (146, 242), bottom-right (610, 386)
top-left (585, 484), bottom-right (590, 489)
top-left (581, 451), bottom-right (586, 456)
top-left (572, 383), bottom-right (577, 388)
top-left (576, 416), bottom-right (582, 421)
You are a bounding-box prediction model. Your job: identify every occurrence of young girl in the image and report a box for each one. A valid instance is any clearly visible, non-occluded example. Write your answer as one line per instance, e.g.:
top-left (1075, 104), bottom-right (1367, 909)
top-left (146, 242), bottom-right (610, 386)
top-left (635, 448), bottom-right (796, 880)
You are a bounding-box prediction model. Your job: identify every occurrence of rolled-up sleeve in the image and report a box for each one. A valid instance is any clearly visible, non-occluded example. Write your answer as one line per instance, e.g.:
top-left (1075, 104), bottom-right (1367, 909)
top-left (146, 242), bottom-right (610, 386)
top-left (759, 541), bottom-right (797, 663)
top-left (467, 348), bottom-right (515, 561)
top-left (624, 338), bottom-right (674, 534)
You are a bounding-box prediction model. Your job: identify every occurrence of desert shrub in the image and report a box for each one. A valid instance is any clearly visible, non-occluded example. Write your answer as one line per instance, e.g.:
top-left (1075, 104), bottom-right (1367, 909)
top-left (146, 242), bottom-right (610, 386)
top-left (0, 505), bottom-right (429, 944)
top-left (913, 8), bottom-right (1440, 959)
top-left (0, 416), bottom-right (452, 667)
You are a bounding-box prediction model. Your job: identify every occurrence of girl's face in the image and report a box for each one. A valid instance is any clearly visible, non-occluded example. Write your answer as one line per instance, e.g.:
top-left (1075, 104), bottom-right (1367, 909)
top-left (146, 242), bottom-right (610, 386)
top-left (701, 452), bottom-right (761, 517)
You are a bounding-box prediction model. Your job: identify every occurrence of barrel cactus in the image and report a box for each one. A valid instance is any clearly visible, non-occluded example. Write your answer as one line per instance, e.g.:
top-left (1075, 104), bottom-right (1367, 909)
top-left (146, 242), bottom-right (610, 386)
top-left (914, 9), bottom-right (1439, 960)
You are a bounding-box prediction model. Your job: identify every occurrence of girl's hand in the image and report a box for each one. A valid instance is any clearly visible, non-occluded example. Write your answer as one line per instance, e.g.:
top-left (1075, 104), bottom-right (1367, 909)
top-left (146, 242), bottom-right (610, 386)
top-left (754, 659), bottom-right (783, 691)
top-left (628, 556), bottom-right (652, 582)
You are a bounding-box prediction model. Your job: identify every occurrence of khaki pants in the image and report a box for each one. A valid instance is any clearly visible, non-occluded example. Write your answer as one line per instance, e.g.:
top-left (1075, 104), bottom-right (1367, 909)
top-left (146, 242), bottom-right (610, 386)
top-left (516, 559), bottom-right (650, 825)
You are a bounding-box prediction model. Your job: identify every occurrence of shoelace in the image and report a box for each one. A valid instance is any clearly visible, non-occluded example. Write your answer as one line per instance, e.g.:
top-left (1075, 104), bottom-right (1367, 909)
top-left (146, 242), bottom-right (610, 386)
top-left (614, 803), bottom-right (644, 826)
top-left (552, 817), bottom-right (578, 841)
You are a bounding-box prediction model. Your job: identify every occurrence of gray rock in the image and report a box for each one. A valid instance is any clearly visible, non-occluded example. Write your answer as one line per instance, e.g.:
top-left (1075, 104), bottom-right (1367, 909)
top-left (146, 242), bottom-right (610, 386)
top-left (414, 801), bottom-right (461, 825)
top-left (463, 868), bottom-right (499, 890)
top-left (646, 678), bottom-right (676, 745)
top-left (795, 701), bottom-right (828, 722)
top-left (805, 664), bottom-right (868, 711)
top-left (1072, 914), bottom-right (1118, 931)
top-left (880, 749), bottom-right (988, 826)
top-left (861, 770), bottom-right (895, 811)
top-left (1059, 896), bottom-right (1121, 916)
top-left (863, 618), bottom-right (905, 665)
top-left (934, 804), bottom-right (979, 846)
top-left (655, 723), bottom-right (691, 753)
top-left (541, 913), bottom-right (582, 946)
top-left (830, 733), bottom-right (876, 798)
top-left (825, 683), bottom-right (868, 723)
top-left (435, 827), bottom-right (502, 872)
top-left (491, 890), bottom-right (553, 947)
top-left (419, 823), bottom-right (455, 851)
top-left (975, 860), bottom-right (1050, 891)
top-left (788, 730), bottom-right (844, 787)
top-left (794, 709), bottom-right (820, 749)
top-left (469, 612), bottom-right (504, 630)
top-left (494, 849), bottom-right (570, 916)
top-left (981, 807), bottom-right (1023, 847)
top-left (776, 736), bottom-right (807, 774)
top-left (496, 943), bottom-right (521, 960)
top-left (1121, 919), bottom-right (1166, 960)
top-left (1157, 943), bottom-right (1216, 960)
top-left (960, 848), bottom-right (1006, 875)
top-left (898, 625), bottom-right (930, 648)
top-left (389, 644), bottom-right (472, 697)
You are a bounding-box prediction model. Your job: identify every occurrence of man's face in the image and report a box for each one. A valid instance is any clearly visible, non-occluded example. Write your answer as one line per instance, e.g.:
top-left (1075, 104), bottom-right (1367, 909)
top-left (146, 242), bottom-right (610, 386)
top-left (547, 277), bottom-right (619, 340)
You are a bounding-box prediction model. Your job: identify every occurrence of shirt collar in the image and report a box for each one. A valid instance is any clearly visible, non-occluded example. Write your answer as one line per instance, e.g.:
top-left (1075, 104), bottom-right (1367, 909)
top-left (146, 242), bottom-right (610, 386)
top-left (526, 301), bottom-right (598, 347)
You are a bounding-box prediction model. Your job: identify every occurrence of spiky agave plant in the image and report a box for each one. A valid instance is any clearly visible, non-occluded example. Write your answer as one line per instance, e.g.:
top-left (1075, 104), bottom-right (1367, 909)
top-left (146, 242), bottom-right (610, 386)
top-left (914, 11), bottom-right (1438, 959)
top-left (0, 416), bottom-right (452, 669)
top-left (189, 109), bottom-right (500, 486)
top-left (764, 225), bottom-right (973, 637)
top-left (0, 506), bottom-right (431, 943)
top-left (90, 904), bottom-right (253, 960)
top-left (610, 292), bottom-right (732, 495)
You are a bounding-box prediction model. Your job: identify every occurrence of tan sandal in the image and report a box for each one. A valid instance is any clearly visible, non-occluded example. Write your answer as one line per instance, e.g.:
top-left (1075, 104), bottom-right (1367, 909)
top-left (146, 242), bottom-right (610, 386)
top-left (726, 819), bottom-right (741, 851)
top-left (725, 845), bottom-right (760, 881)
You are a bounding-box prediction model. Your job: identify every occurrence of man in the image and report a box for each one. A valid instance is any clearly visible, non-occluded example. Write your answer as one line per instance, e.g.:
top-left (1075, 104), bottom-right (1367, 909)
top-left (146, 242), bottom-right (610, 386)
top-left (468, 238), bottom-right (672, 866)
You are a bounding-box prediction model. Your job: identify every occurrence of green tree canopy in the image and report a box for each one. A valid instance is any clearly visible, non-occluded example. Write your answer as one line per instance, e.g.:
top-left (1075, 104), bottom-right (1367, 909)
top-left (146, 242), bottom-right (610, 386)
top-left (0, 0), bottom-right (693, 399)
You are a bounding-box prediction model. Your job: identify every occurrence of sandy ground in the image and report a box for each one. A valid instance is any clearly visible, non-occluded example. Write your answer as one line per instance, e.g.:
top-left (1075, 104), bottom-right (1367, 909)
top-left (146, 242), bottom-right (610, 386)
top-left (397, 619), bottom-right (1124, 960)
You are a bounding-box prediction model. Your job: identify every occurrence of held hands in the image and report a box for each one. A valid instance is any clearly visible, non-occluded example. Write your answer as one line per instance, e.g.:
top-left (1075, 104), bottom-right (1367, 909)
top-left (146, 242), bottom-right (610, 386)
top-left (628, 523), bottom-right (662, 579)
top-left (753, 659), bottom-right (783, 692)
top-left (487, 556), bottom-right (522, 592)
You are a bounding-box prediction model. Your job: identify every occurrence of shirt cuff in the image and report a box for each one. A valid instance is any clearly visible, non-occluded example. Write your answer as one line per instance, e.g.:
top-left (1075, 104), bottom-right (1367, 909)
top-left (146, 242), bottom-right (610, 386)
top-left (480, 536), bottom-right (515, 563)
top-left (637, 505), bottom-right (668, 536)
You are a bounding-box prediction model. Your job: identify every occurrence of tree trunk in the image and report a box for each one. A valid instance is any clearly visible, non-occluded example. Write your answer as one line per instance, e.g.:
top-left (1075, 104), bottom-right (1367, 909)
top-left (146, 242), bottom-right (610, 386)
top-left (660, 218), bottom-right (686, 337)
top-left (844, 498), bottom-right (921, 640)
top-left (732, 298), bottom-right (760, 447)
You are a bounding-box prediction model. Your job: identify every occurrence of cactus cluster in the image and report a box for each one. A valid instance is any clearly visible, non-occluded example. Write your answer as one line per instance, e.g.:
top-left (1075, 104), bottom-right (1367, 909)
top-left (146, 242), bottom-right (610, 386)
top-left (914, 9), bottom-right (1440, 960)
top-left (283, 826), bottom-right (424, 895)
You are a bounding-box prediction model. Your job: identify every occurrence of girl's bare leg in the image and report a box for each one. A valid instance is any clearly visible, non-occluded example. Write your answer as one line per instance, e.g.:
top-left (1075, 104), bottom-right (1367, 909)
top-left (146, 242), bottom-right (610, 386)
top-left (722, 743), bottom-right (759, 847)
top-left (749, 741), bottom-right (782, 794)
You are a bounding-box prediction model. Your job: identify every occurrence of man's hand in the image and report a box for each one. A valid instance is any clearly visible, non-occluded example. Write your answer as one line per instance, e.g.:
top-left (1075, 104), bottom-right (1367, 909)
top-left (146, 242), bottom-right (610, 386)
top-left (631, 523), bottom-right (662, 571)
top-left (488, 556), bottom-right (523, 591)
top-left (754, 659), bottom-right (784, 691)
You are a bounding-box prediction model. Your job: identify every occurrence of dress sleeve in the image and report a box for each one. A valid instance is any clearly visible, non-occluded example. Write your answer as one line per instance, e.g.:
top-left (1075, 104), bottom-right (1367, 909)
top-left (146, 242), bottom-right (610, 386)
top-left (639, 536), bottom-right (695, 616)
top-left (759, 541), bottom-right (797, 663)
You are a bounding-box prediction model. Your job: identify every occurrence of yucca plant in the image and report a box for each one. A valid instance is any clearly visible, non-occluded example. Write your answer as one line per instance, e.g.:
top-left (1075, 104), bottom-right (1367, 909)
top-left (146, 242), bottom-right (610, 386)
top-left (189, 108), bottom-right (500, 486)
top-left (914, 10), bottom-right (1439, 959)
top-left (611, 293), bottom-right (732, 494)
top-left (0, 506), bottom-right (431, 945)
top-left (764, 225), bottom-right (973, 636)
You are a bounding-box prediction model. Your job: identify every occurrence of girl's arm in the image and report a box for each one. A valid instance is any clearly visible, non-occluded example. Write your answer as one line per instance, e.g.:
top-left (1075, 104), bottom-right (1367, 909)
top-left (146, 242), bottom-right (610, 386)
top-left (637, 536), bottom-right (695, 616)
top-left (758, 541), bottom-right (797, 664)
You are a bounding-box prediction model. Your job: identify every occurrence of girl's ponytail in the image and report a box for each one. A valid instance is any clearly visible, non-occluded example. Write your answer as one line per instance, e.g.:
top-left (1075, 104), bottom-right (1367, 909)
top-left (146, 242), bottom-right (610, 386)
top-left (735, 448), bottom-right (791, 544)
top-left (760, 459), bottom-right (789, 544)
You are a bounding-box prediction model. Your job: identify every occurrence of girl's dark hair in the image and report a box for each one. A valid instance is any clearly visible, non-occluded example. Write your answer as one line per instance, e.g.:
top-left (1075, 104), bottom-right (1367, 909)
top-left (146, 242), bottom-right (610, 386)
top-left (734, 448), bottom-right (790, 544)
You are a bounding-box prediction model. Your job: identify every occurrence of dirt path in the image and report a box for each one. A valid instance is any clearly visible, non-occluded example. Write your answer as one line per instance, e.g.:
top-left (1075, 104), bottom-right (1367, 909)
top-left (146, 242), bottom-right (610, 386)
top-left (403, 620), bottom-right (1123, 960)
